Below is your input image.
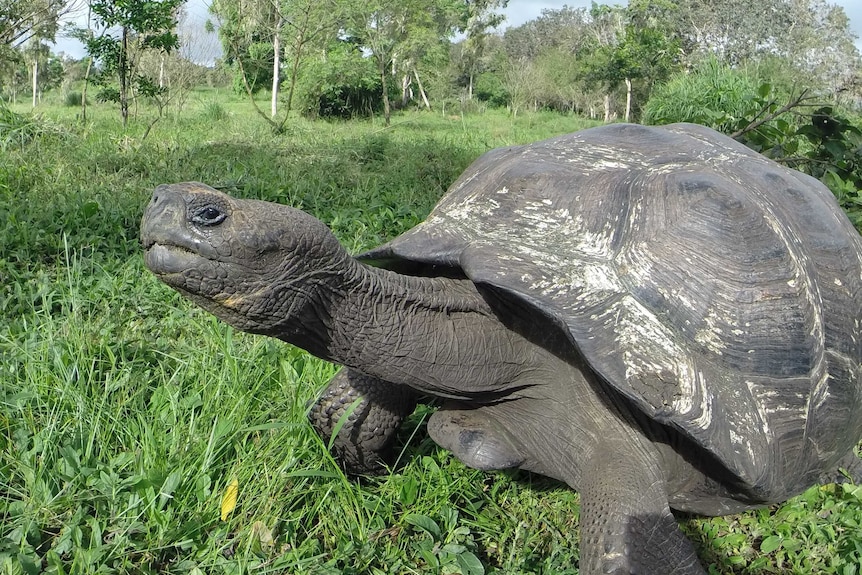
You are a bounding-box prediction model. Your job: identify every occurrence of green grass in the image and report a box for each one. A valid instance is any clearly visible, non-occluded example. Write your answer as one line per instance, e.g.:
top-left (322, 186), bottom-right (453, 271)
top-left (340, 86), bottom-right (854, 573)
top-left (2, 95), bottom-right (862, 574)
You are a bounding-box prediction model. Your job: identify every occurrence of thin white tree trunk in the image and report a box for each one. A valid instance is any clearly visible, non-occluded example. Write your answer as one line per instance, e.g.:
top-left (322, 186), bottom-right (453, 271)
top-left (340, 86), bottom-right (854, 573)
top-left (604, 93), bottom-right (611, 122)
top-left (271, 18), bottom-right (283, 118)
top-left (624, 78), bottom-right (632, 122)
top-left (414, 68), bottom-right (430, 110)
top-left (401, 72), bottom-right (411, 106)
top-left (31, 60), bottom-right (38, 108)
top-left (159, 54), bottom-right (166, 88)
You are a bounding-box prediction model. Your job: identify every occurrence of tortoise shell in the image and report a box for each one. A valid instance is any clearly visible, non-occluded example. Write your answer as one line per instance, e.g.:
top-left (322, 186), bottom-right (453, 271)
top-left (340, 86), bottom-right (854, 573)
top-left (362, 123), bottom-right (862, 497)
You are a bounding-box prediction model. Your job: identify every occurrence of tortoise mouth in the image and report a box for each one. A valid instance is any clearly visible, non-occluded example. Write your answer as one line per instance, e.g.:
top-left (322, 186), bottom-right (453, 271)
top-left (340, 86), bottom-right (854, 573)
top-left (144, 242), bottom-right (207, 276)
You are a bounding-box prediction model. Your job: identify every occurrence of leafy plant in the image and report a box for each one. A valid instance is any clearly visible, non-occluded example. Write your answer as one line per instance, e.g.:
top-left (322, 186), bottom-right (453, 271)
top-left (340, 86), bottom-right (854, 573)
top-left (200, 99), bottom-right (229, 122)
top-left (0, 101), bottom-right (62, 149)
top-left (644, 62), bottom-right (862, 231)
top-left (404, 506), bottom-right (485, 575)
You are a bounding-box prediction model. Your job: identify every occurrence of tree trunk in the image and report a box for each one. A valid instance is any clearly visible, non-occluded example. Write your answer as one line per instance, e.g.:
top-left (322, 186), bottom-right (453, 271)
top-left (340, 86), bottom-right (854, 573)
top-left (285, 32), bottom-right (305, 116)
top-left (271, 18), bottom-right (283, 119)
top-left (414, 68), bottom-right (430, 110)
top-left (624, 77), bottom-right (632, 122)
top-left (380, 59), bottom-right (391, 126)
top-left (81, 56), bottom-right (92, 121)
top-left (120, 26), bottom-right (129, 127)
top-left (401, 71), bottom-right (411, 107)
top-left (31, 59), bottom-right (38, 108)
top-left (468, 72), bottom-right (473, 100)
top-left (603, 93), bottom-right (611, 123)
top-left (159, 54), bottom-right (166, 88)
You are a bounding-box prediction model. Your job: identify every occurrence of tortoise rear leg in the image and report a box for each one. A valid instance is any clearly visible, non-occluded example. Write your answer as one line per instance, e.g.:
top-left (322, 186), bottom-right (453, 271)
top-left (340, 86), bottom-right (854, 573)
top-left (309, 368), bottom-right (417, 475)
top-left (578, 441), bottom-right (706, 575)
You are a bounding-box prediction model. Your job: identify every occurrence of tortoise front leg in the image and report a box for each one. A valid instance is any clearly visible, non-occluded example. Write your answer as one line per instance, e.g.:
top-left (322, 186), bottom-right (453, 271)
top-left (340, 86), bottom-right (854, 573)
top-left (309, 368), bottom-right (417, 475)
top-left (578, 443), bottom-right (706, 575)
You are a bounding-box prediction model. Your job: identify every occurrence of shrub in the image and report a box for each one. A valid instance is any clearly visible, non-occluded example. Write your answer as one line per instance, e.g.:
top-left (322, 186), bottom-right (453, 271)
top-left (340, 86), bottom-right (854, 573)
top-left (642, 58), bottom-right (762, 132)
top-left (293, 40), bottom-right (384, 119)
top-left (200, 100), bottom-right (228, 122)
top-left (644, 61), bottom-right (862, 231)
top-left (64, 91), bottom-right (82, 107)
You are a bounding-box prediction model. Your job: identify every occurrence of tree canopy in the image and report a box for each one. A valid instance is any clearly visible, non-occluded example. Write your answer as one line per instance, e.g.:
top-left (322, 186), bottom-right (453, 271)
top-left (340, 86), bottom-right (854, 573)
top-left (2, 0), bottom-right (859, 125)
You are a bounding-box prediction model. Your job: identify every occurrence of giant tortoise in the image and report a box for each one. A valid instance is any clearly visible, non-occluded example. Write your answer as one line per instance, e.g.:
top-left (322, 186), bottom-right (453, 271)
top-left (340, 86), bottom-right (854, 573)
top-left (140, 123), bottom-right (862, 574)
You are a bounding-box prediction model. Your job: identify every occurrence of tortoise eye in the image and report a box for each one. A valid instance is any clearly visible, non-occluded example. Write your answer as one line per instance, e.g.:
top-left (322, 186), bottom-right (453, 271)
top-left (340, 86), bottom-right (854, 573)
top-left (191, 205), bottom-right (227, 226)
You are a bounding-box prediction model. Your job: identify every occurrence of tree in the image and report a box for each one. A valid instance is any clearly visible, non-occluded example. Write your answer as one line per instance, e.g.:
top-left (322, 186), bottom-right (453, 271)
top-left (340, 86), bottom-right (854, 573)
top-left (2, 0), bottom-right (82, 98)
top-left (341, 0), bottom-right (464, 125)
top-left (292, 36), bottom-right (382, 119)
top-left (579, 3), bottom-right (626, 122)
top-left (652, 0), bottom-right (859, 89)
top-left (773, 0), bottom-right (860, 94)
top-left (0, 0), bottom-right (78, 50)
top-left (83, 0), bottom-right (184, 126)
top-left (454, 0), bottom-right (507, 100)
top-left (578, 1), bottom-right (680, 122)
top-left (134, 9), bottom-right (221, 115)
top-left (502, 5), bottom-right (593, 61)
top-left (211, 0), bottom-right (283, 126)
top-left (279, 0), bottom-right (339, 115)
top-left (22, 39), bottom-right (50, 106)
top-left (341, 0), bottom-right (415, 126)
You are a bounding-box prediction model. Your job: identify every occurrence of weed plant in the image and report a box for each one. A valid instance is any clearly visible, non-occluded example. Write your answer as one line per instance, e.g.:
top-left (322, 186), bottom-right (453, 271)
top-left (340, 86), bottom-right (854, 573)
top-left (2, 97), bottom-right (862, 574)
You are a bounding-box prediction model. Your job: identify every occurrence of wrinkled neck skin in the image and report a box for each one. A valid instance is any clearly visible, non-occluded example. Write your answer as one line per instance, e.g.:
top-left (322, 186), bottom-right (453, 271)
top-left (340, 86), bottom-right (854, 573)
top-left (262, 254), bottom-right (540, 400)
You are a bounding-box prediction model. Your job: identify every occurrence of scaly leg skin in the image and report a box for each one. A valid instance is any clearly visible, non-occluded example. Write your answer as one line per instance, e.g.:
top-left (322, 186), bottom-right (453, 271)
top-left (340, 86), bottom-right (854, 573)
top-left (309, 369), bottom-right (417, 475)
top-left (428, 405), bottom-right (705, 573)
top-left (578, 445), bottom-right (706, 575)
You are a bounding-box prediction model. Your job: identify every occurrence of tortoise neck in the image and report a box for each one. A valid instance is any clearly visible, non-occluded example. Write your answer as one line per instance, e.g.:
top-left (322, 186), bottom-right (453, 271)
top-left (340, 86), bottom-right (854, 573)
top-left (315, 261), bottom-right (535, 399)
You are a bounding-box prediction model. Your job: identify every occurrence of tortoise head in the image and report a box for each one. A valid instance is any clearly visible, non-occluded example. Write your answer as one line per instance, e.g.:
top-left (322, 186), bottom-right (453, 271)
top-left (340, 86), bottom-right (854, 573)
top-left (140, 182), bottom-right (352, 347)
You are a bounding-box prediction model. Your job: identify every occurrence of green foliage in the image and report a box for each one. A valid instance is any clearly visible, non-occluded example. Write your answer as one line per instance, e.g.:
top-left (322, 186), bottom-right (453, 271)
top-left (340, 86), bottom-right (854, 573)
top-left (642, 58), bottom-right (762, 132)
top-left (3, 93), bottom-right (861, 574)
top-left (230, 41), bottom-right (274, 95)
top-left (0, 101), bottom-right (61, 149)
top-left (80, 0), bottom-right (183, 123)
top-left (63, 91), bottom-right (82, 107)
top-left (293, 40), bottom-right (384, 119)
top-left (792, 109), bottom-right (862, 227)
top-left (644, 61), bottom-right (862, 230)
top-left (473, 71), bottom-right (507, 108)
top-left (96, 86), bottom-right (121, 103)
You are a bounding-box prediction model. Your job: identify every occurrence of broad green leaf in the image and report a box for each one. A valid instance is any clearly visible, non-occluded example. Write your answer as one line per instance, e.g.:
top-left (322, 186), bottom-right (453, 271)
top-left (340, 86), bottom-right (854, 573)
top-left (760, 535), bottom-right (782, 554)
top-left (18, 554), bottom-right (40, 575)
top-left (404, 513), bottom-right (442, 540)
top-left (456, 551), bottom-right (485, 575)
top-left (159, 469), bottom-right (182, 509)
top-left (82, 200), bottom-right (100, 219)
top-left (399, 476), bottom-right (418, 506)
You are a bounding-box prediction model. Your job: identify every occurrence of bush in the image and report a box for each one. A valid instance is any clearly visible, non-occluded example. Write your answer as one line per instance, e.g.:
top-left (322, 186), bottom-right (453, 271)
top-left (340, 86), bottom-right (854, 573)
top-left (642, 58), bottom-right (762, 132)
top-left (293, 41), bottom-right (385, 119)
top-left (474, 71), bottom-right (508, 108)
top-left (200, 100), bottom-right (228, 122)
top-left (64, 91), bottom-right (82, 107)
top-left (644, 60), bottom-right (862, 231)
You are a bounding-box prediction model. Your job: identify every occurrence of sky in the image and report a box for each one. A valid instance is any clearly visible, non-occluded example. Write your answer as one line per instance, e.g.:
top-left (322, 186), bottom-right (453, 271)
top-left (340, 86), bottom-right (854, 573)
top-left (52, 0), bottom-right (862, 60)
